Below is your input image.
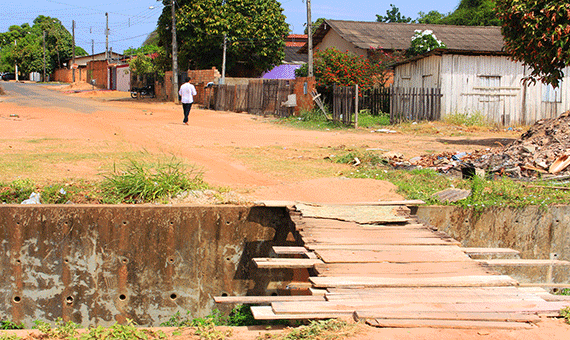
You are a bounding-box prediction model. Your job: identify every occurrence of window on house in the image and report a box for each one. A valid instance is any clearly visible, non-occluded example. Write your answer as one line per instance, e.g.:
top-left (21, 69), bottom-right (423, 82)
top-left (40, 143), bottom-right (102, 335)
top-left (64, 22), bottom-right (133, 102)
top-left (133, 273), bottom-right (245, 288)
top-left (542, 83), bottom-right (562, 103)
top-left (478, 75), bottom-right (501, 88)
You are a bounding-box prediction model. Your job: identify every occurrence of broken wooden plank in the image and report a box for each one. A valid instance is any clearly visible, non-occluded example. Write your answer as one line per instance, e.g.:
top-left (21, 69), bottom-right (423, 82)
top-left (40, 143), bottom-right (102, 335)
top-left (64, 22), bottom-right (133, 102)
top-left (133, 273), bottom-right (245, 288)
top-left (309, 275), bottom-right (519, 288)
top-left (253, 258), bottom-right (323, 269)
top-left (214, 295), bottom-right (325, 304)
top-left (462, 247), bottom-right (520, 256)
top-left (365, 318), bottom-right (535, 330)
top-left (476, 259), bottom-right (570, 266)
top-left (250, 306), bottom-right (343, 320)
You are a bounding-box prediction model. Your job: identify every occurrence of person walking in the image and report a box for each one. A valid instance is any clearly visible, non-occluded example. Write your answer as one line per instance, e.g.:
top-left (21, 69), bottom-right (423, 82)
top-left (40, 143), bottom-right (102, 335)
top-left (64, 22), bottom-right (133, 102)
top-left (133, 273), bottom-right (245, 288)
top-left (178, 76), bottom-right (197, 125)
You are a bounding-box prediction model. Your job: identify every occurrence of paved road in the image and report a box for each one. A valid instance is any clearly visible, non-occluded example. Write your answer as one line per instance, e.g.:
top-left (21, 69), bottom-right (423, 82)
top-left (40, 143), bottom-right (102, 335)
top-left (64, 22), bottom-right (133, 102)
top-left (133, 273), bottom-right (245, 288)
top-left (1, 81), bottom-right (102, 114)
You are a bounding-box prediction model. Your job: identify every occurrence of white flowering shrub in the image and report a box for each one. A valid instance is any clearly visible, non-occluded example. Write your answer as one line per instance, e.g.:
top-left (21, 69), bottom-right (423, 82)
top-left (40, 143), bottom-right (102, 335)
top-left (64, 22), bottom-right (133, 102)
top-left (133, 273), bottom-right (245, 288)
top-left (407, 30), bottom-right (446, 56)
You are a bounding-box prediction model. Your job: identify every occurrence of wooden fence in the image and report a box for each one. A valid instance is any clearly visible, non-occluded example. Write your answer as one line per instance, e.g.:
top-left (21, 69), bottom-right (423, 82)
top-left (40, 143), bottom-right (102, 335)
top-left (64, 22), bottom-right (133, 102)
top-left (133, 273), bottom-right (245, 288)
top-left (389, 87), bottom-right (442, 123)
top-left (332, 84), bottom-right (355, 125)
top-left (208, 79), bottom-right (293, 117)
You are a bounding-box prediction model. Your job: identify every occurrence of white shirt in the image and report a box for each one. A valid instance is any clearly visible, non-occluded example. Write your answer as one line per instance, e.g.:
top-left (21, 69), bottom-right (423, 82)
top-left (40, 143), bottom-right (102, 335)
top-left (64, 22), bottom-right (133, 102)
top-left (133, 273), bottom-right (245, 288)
top-left (179, 82), bottom-right (197, 104)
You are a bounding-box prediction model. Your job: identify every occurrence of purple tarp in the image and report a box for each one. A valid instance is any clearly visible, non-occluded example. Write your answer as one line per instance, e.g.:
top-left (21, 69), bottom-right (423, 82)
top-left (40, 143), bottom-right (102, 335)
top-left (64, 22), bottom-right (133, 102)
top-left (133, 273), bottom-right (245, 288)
top-left (261, 64), bottom-right (302, 79)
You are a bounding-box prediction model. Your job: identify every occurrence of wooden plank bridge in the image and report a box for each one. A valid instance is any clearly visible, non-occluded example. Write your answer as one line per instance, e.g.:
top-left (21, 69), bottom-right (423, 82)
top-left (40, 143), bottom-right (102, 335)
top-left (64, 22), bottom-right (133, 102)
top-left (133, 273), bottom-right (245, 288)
top-left (215, 201), bottom-right (570, 329)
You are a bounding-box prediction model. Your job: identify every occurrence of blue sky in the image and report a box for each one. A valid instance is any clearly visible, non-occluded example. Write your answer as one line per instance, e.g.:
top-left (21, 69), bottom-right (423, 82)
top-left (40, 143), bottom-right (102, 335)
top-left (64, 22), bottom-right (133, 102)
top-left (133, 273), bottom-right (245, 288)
top-left (1, 0), bottom-right (461, 54)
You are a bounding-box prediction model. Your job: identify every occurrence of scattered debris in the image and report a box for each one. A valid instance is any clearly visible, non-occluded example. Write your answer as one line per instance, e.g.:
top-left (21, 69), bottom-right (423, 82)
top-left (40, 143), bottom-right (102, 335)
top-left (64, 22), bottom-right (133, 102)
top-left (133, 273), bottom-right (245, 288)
top-left (21, 192), bottom-right (41, 204)
top-left (396, 111), bottom-right (570, 180)
top-left (373, 129), bottom-right (397, 133)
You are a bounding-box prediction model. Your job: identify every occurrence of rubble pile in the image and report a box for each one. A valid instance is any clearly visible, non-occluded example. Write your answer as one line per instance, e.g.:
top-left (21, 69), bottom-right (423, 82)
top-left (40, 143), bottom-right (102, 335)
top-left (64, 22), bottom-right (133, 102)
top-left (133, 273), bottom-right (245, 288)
top-left (404, 111), bottom-right (570, 179)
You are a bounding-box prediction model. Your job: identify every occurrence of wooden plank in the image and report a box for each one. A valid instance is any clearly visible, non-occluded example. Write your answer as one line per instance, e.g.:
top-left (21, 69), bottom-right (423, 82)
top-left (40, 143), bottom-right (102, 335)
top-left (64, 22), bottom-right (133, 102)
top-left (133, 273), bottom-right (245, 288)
top-left (309, 275), bottom-right (519, 288)
top-left (301, 230), bottom-right (438, 239)
top-left (250, 306), bottom-right (344, 320)
top-left (304, 238), bottom-right (461, 246)
top-left (476, 259), bottom-right (570, 266)
top-left (462, 247), bottom-right (520, 256)
top-left (355, 311), bottom-right (541, 323)
top-left (272, 246), bottom-right (308, 255)
top-left (307, 244), bottom-right (461, 252)
top-left (271, 300), bottom-right (569, 315)
top-left (254, 200), bottom-right (297, 207)
top-left (253, 258), bottom-right (323, 269)
top-left (214, 295), bottom-right (325, 304)
top-left (314, 249), bottom-right (471, 264)
top-left (326, 286), bottom-right (525, 296)
top-left (365, 319), bottom-right (535, 330)
top-left (305, 200), bottom-right (425, 206)
top-left (325, 288), bottom-right (545, 303)
top-left (310, 288), bottom-right (328, 296)
top-left (295, 204), bottom-right (409, 224)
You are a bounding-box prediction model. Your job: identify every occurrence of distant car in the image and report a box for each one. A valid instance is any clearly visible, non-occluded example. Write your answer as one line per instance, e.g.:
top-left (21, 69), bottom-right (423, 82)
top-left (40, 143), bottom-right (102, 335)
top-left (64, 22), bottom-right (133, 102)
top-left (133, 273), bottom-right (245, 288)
top-left (2, 72), bottom-right (16, 81)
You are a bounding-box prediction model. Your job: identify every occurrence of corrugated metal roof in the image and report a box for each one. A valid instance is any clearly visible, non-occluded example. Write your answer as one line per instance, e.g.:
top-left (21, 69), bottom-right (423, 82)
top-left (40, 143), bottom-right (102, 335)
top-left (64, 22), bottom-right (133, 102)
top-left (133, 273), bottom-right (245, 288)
top-left (299, 20), bottom-right (505, 54)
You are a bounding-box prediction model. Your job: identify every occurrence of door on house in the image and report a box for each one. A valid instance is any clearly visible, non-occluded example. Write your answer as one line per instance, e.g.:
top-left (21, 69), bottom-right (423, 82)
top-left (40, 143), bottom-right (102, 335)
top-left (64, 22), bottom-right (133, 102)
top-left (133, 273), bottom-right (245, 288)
top-left (477, 75), bottom-right (506, 124)
top-left (110, 67), bottom-right (117, 90)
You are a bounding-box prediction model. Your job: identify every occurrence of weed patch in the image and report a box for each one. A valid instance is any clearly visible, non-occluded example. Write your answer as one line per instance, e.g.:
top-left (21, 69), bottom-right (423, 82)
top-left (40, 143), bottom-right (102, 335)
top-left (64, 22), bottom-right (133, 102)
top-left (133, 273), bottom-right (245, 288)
top-left (258, 319), bottom-right (358, 340)
top-left (34, 318), bottom-right (79, 339)
top-left (100, 156), bottom-right (206, 204)
top-left (0, 321), bottom-right (24, 330)
top-left (561, 307), bottom-right (570, 324)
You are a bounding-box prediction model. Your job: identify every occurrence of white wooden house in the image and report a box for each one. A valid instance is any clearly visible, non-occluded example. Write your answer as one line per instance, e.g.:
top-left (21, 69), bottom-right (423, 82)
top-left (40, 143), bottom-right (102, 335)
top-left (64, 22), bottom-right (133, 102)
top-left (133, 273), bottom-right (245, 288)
top-left (393, 50), bottom-right (570, 125)
top-left (300, 20), bottom-right (569, 125)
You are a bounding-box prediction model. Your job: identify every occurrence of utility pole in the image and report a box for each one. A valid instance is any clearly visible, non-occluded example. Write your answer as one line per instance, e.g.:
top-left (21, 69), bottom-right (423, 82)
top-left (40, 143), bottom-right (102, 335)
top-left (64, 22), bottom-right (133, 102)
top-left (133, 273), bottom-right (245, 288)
top-left (105, 13), bottom-right (109, 61)
top-left (171, 0), bottom-right (179, 103)
top-left (306, 0), bottom-right (313, 77)
top-left (91, 39), bottom-right (94, 90)
top-left (221, 34), bottom-right (227, 84)
top-left (72, 20), bottom-right (76, 82)
top-left (14, 40), bottom-right (18, 81)
top-left (43, 31), bottom-right (46, 82)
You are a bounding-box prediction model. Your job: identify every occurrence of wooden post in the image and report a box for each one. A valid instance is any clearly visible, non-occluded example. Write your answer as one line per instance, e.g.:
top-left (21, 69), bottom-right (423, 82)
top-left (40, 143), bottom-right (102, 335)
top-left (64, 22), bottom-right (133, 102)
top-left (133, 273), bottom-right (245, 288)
top-left (354, 84), bottom-right (359, 129)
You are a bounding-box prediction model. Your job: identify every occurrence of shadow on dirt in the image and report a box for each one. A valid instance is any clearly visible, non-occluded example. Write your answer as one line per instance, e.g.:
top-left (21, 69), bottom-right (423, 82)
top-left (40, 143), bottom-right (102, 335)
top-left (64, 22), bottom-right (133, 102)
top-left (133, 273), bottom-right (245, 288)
top-left (437, 138), bottom-right (516, 148)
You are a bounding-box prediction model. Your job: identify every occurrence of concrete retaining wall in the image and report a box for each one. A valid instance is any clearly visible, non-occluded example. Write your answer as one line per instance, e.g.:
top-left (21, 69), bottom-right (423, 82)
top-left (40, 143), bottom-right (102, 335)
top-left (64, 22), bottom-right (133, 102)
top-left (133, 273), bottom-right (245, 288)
top-left (416, 205), bottom-right (570, 284)
top-left (0, 205), bottom-right (295, 327)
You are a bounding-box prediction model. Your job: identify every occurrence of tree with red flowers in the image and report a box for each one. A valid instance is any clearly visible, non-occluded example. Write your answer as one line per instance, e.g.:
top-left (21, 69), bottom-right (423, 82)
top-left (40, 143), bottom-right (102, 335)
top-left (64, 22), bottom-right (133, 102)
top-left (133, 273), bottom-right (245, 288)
top-left (296, 48), bottom-right (391, 91)
top-left (496, 0), bottom-right (570, 87)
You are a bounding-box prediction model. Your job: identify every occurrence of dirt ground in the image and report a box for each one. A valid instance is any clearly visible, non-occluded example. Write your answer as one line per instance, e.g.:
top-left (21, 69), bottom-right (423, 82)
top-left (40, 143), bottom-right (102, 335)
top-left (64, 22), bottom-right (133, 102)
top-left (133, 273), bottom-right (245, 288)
top-left (1, 83), bottom-right (569, 339)
top-left (1, 83), bottom-right (520, 204)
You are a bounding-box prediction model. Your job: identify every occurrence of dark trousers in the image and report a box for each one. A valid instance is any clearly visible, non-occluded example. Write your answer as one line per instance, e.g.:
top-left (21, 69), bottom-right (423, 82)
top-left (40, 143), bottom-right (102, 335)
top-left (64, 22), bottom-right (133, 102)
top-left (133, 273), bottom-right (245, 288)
top-left (182, 103), bottom-right (193, 123)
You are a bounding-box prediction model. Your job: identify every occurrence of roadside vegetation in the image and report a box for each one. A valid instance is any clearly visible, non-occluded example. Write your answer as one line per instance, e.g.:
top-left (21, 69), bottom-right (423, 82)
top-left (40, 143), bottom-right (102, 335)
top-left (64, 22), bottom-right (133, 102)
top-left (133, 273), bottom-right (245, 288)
top-left (0, 155), bottom-right (209, 205)
top-left (0, 307), bottom-right (359, 340)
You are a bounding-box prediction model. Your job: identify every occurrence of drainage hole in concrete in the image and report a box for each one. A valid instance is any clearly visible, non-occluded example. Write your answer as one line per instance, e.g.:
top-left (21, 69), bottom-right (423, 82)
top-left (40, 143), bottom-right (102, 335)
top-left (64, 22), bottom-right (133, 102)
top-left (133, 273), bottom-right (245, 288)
top-left (170, 293), bottom-right (177, 300)
top-left (13, 296), bottom-right (21, 303)
top-left (16, 259), bottom-right (21, 264)
top-left (226, 257), bottom-right (230, 261)
top-left (66, 296), bottom-right (74, 305)
top-left (121, 258), bottom-right (129, 264)
top-left (271, 292), bottom-right (278, 296)
top-left (168, 257), bottom-right (175, 264)
top-left (122, 221), bottom-right (128, 225)
top-left (221, 293), bottom-right (228, 297)
top-left (226, 221), bottom-right (231, 225)
top-left (119, 294), bottom-right (127, 301)
top-left (64, 259), bottom-right (69, 264)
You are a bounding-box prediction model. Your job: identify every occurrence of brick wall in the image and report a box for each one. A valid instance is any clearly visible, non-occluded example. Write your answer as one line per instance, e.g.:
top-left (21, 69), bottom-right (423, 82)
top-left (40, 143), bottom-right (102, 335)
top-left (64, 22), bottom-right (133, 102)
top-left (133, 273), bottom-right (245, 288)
top-left (163, 67), bottom-right (221, 104)
top-left (292, 77), bottom-right (316, 115)
top-left (86, 60), bottom-right (109, 89)
top-left (53, 68), bottom-right (88, 83)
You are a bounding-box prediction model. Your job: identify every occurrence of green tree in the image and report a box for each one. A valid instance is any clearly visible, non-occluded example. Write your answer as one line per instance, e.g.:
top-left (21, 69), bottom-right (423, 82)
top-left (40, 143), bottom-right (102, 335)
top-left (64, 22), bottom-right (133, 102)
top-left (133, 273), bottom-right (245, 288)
top-left (304, 18), bottom-right (327, 35)
top-left (496, 0), bottom-right (570, 87)
top-left (441, 0), bottom-right (500, 26)
top-left (0, 16), bottom-right (86, 74)
top-left (157, 0), bottom-right (289, 77)
top-left (416, 11), bottom-right (447, 24)
top-left (377, 4), bottom-right (412, 23)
